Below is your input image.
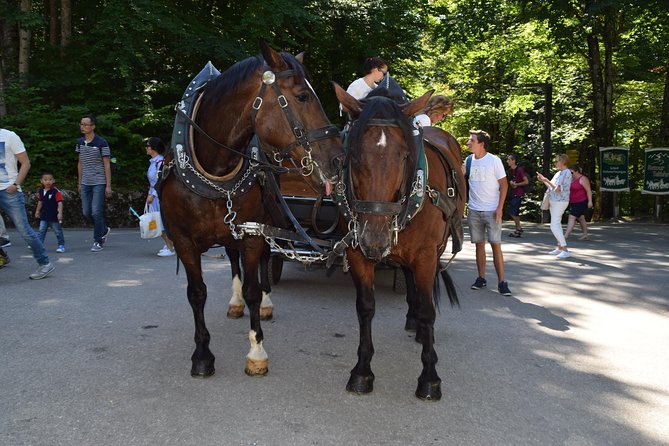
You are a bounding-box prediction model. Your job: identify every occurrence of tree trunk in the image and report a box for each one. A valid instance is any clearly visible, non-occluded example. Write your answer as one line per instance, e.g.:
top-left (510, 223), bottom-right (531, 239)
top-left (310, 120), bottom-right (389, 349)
top-left (0, 57), bottom-right (6, 117)
top-left (18, 0), bottom-right (32, 86)
top-left (60, 0), bottom-right (71, 47)
top-left (661, 57), bottom-right (669, 146)
top-left (48, 0), bottom-right (58, 46)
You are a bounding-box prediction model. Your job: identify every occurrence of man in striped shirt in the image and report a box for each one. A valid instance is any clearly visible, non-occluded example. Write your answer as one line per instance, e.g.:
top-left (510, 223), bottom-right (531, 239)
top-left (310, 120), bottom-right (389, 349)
top-left (76, 114), bottom-right (111, 252)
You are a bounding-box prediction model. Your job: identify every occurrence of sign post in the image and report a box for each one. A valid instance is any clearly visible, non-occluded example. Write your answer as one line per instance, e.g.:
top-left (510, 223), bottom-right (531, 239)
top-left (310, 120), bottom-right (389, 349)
top-left (599, 147), bottom-right (629, 219)
top-left (642, 148), bottom-right (669, 219)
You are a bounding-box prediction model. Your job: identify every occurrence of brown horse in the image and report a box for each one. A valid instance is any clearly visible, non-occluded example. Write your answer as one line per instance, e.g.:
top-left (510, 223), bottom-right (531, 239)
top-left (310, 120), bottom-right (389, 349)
top-left (160, 42), bottom-right (344, 378)
top-left (334, 85), bottom-right (465, 400)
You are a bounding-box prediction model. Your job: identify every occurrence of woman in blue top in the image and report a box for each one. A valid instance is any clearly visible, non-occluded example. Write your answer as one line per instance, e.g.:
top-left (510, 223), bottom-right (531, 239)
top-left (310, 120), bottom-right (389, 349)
top-left (145, 137), bottom-right (175, 257)
top-left (537, 154), bottom-right (572, 259)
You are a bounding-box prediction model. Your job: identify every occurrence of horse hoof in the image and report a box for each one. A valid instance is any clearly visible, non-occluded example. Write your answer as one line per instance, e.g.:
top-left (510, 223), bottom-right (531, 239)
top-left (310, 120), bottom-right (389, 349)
top-left (259, 307), bottom-right (273, 321)
top-left (415, 379), bottom-right (441, 401)
top-left (191, 360), bottom-right (215, 378)
top-left (346, 373), bottom-right (375, 394)
top-left (404, 317), bottom-right (417, 332)
top-left (244, 358), bottom-right (268, 376)
top-left (227, 305), bottom-right (244, 319)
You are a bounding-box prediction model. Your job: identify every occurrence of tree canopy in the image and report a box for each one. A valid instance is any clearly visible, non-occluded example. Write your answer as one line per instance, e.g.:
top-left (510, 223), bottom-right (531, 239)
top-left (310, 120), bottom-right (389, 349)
top-left (1, 0), bottom-right (668, 218)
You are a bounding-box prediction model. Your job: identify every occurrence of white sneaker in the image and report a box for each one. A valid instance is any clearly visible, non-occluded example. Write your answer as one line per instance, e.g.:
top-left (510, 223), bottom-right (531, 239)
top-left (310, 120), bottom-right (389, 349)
top-left (29, 262), bottom-right (55, 280)
top-left (556, 250), bottom-right (571, 259)
top-left (157, 248), bottom-right (175, 257)
top-left (548, 248), bottom-right (561, 255)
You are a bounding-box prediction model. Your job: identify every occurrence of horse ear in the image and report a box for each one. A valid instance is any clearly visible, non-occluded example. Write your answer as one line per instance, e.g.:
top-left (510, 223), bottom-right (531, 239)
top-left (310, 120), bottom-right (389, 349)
top-left (401, 90), bottom-right (434, 118)
top-left (295, 52), bottom-right (305, 64)
top-left (333, 82), bottom-right (362, 117)
top-left (259, 39), bottom-right (287, 70)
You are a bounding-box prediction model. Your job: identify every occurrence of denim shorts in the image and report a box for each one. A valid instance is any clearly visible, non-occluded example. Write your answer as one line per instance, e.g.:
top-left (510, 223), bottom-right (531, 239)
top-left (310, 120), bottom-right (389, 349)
top-left (467, 210), bottom-right (502, 244)
top-left (508, 195), bottom-right (522, 217)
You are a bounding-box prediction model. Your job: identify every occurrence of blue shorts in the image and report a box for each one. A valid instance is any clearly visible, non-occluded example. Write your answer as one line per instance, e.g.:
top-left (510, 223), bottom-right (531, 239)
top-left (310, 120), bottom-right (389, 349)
top-left (570, 199), bottom-right (588, 218)
top-left (467, 210), bottom-right (502, 244)
top-left (508, 195), bottom-right (522, 217)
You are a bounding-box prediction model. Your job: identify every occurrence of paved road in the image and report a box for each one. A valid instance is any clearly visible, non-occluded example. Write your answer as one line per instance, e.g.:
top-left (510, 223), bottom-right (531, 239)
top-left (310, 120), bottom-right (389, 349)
top-left (1, 222), bottom-right (668, 445)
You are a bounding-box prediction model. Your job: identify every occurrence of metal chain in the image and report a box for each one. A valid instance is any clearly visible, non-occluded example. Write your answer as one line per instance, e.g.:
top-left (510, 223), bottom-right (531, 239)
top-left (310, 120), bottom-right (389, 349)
top-left (259, 230), bottom-right (331, 265)
top-left (177, 149), bottom-right (257, 238)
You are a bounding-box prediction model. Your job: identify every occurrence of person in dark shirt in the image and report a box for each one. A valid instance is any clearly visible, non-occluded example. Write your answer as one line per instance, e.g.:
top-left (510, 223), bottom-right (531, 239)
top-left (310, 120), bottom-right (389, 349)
top-left (76, 114), bottom-right (111, 252)
top-left (35, 170), bottom-right (65, 253)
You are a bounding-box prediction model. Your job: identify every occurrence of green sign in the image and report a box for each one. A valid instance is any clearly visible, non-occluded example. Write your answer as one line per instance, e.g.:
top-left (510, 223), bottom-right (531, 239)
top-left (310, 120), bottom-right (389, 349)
top-left (599, 147), bottom-right (629, 192)
top-left (642, 148), bottom-right (669, 195)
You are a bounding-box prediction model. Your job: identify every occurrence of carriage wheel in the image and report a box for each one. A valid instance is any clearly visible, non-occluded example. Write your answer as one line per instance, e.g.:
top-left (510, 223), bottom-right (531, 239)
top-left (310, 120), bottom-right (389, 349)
top-left (393, 267), bottom-right (407, 294)
top-left (268, 256), bottom-right (284, 285)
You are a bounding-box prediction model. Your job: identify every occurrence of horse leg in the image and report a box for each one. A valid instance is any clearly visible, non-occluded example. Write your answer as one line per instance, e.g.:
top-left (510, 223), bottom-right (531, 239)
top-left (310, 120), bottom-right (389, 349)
top-left (402, 266), bottom-right (418, 333)
top-left (259, 244), bottom-right (273, 321)
top-left (346, 253), bottom-right (376, 394)
top-left (181, 250), bottom-right (216, 378)
top-left (412, 262), bottom-right (442, 401)
top-left (242, 241), bottom-right (269, 376)
top-left (226, 248), bottom-right (245, 318)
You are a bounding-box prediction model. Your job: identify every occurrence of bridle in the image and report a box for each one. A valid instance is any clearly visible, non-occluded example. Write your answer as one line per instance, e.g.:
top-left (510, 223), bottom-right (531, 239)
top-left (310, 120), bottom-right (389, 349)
top-left (334, 115), bottom-right (417, 248)
top-left (250, 68), bottom-right (339, 177)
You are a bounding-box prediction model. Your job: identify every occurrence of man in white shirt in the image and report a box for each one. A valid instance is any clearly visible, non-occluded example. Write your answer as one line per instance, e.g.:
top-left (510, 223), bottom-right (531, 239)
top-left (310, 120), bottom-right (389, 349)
top-left (464, 130), bottom-right (511, 296)
top-left (0, 128), bottom-right (54, 279)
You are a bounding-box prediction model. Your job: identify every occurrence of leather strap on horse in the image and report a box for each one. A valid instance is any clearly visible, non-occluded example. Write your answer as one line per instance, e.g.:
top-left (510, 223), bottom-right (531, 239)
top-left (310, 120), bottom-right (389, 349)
top-left (250, 68), bottom-right (339, 158)
top-left (174, 105), bottom-right (288, 175)
top-left (263, 165), bottom-right (326, 254)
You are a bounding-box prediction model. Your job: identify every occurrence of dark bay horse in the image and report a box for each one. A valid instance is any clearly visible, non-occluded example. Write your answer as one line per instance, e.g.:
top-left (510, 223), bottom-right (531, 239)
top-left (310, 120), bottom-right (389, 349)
top-left (160, 42), bottom-right (343, 378)
top-left (334, 85), bottom-right (465, 400)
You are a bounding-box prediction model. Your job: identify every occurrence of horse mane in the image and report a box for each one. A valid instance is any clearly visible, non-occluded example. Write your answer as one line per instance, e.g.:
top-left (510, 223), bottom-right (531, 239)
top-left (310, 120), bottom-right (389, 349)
top-left (203, 52), bottom-right (309, 105)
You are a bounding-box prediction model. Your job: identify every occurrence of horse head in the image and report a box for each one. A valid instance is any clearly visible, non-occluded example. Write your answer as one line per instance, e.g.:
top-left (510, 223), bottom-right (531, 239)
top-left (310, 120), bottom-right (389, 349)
top-left (334, 83), bottom-right (432, 261)
top-left (254, 41), bottom-right (344, 194)
top-left (194, 41), bottom-right (343, 196)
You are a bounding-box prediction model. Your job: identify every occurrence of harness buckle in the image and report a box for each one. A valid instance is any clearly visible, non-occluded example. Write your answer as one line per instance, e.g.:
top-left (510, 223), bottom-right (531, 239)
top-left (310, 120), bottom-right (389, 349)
top-left (277, 95), bottom-right (288, 108)
top-left (252, 97), bottom-right (263, 110)
top-left (447, 187), bottom-right (455, 198)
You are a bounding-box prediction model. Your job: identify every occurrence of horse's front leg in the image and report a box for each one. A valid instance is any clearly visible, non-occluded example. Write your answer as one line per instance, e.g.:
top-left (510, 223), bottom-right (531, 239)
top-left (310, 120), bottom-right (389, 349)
top-left (346, 250), bottom-right (377, 394)
top-left (180, 248), bottom-right (215, 378)
top-left (259, 244), bottom-right (273, 321)
top-left (226, 248), bottom-right (245, 318)
top-left (242, 239), bottom-right (268, 376)
top-left (402, 266), bottom-right (419, 333)
top-left (412, 261), bottom-right (441, 401)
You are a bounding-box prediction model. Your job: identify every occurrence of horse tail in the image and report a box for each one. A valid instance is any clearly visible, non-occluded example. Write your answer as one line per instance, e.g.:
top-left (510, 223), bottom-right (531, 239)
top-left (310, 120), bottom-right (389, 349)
top-left (434, 264), bottom-right (459, 308)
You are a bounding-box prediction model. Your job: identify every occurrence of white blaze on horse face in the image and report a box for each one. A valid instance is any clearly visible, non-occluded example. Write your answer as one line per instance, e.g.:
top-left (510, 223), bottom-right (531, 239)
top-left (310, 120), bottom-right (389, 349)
top-left (377, 129), bottom-right (387, 148)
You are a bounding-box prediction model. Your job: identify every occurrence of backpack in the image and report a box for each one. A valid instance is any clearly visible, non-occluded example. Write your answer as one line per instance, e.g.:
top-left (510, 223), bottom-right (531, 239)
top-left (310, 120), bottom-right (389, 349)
top-left (518, 164), bottom-right (535, 194)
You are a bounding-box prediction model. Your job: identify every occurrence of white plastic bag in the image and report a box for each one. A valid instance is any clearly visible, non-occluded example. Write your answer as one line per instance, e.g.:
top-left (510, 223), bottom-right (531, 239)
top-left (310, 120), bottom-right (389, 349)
top-left (139, 206), bottom-right (162, 239)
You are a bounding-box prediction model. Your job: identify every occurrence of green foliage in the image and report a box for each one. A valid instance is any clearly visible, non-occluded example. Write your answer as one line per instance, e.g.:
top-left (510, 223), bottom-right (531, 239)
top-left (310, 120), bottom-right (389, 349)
top-left (0, 0), bottom-right (667, 217)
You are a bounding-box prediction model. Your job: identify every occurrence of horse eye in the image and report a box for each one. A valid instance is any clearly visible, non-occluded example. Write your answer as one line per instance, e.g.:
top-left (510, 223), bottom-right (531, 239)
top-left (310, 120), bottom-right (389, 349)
top-left (295, 93), bottom-right (309, 103)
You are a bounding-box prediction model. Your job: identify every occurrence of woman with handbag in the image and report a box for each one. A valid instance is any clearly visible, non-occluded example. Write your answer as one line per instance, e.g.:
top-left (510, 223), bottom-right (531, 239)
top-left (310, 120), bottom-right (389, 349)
top-left (145, 137), bottom-right (175, 257)
top-left (537, 154), bottom-right (572, 259)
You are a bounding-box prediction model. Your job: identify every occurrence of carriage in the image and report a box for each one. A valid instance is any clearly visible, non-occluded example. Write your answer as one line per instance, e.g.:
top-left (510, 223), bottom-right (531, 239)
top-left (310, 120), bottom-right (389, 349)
top-left (160, 42), bottom-right (465, 400)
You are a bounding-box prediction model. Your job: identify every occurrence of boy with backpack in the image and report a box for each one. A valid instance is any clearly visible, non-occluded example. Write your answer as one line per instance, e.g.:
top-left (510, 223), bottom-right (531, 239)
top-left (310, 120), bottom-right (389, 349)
top-left (505, 154), bottom-right (529, 238)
